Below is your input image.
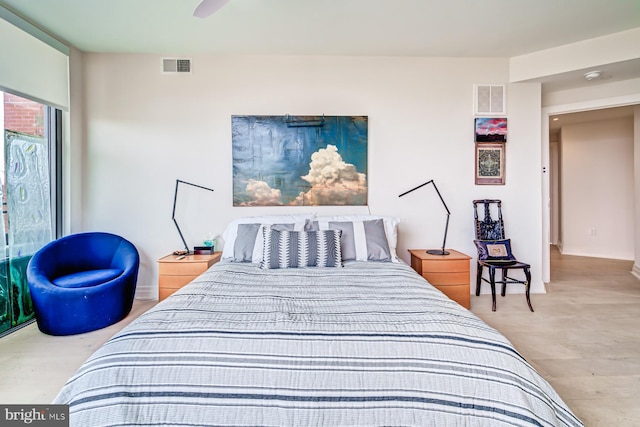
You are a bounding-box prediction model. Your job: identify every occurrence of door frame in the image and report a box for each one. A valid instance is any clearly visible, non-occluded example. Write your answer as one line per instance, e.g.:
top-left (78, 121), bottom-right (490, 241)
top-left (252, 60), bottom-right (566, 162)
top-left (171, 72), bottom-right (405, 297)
top-left (541, 93), bottom-right (640, 283)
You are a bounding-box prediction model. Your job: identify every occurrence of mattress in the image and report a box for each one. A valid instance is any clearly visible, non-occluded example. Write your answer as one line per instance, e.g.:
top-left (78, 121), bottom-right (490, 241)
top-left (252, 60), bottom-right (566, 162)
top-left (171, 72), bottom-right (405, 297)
top-left (54, 260), bottom-right (583, 426)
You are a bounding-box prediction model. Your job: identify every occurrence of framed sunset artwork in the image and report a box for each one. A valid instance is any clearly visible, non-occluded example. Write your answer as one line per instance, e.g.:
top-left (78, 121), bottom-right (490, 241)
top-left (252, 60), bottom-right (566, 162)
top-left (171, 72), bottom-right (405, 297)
top-left (474, 117), bottom-right (507, 143)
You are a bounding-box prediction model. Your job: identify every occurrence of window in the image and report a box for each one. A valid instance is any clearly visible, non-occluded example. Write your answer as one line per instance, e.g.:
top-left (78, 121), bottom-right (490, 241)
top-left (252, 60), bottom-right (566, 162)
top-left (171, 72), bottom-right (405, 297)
top-left (0, 91), bottom-right (61, 336)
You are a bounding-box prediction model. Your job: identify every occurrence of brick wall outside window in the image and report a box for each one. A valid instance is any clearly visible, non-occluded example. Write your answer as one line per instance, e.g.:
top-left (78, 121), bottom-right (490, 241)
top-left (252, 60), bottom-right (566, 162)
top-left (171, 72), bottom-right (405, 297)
top-left (3, 92), bottom-right (45, 137)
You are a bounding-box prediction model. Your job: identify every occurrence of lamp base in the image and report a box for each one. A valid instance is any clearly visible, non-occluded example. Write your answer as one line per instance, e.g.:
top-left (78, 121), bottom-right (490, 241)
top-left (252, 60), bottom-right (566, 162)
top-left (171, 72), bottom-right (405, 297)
top-left (426, 249), bottom-right (450, 256)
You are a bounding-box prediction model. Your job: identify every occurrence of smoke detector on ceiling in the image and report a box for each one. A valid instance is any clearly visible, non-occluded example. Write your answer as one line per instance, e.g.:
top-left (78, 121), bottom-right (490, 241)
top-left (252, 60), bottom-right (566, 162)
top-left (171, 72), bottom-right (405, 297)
top-left (584, 70), bottom-right (602, 81)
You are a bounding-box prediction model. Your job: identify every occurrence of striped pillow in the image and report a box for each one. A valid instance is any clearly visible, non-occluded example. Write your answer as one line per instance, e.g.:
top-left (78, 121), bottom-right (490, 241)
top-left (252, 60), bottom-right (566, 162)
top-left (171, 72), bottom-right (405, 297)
top-left (307, 218), bottom-right (394, 262)
top-left (261, 225), bottom-right (343, 269)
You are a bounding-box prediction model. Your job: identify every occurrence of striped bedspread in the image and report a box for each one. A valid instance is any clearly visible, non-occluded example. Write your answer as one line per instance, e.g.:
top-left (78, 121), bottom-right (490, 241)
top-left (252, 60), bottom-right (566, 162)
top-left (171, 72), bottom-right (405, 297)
top-left (54, 261), bottom-right (583, 427)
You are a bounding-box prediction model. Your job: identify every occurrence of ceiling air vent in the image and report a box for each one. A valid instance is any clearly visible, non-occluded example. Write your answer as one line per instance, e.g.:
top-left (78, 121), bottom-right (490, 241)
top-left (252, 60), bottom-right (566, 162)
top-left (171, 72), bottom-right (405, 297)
top-left (162, 58), bottom-right (192, 73)
top-left (474, 84), bottom-right (506, 115)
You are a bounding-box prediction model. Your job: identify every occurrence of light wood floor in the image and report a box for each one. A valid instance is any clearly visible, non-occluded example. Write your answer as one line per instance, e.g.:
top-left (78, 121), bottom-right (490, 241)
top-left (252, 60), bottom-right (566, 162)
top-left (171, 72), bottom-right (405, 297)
top-left (472, 247), bottom-right (640, 426)
top-left (1, 247), bottom-right (639, 426)
top-left (0, 299), bottom-right (157, 404)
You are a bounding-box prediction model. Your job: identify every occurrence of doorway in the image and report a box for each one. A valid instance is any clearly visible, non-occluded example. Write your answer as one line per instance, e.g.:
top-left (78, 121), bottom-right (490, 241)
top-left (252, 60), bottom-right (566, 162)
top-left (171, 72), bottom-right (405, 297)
top-left (542, 99), bottom-right (640, 284)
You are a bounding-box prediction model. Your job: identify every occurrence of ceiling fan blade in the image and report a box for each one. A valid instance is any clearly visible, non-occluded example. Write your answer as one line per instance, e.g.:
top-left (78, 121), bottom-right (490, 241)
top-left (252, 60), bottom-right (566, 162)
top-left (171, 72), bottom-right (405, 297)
top-left (193, 0), bottom-right (230, 18)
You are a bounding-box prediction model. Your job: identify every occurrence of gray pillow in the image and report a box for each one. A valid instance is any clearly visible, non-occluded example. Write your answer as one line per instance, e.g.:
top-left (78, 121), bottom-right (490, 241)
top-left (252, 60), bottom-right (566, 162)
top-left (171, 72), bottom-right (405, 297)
top-left (326, 219), bottom-right (391, 262)
top-left (363, 219), bottom-right (391, 261)
top-left (328, 221), bottom-right (356, 260)
top-left (233, 223), bottom-right (261, 262)
top-left (233, 223), bottom-right (295, 262)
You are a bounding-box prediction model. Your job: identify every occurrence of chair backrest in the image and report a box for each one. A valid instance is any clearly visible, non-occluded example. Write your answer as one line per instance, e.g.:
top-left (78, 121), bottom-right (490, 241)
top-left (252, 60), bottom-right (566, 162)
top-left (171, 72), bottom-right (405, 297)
top-left (473, 199), bottom-right (505, 240)
top-left (29, 232), bottom-right (139, 278)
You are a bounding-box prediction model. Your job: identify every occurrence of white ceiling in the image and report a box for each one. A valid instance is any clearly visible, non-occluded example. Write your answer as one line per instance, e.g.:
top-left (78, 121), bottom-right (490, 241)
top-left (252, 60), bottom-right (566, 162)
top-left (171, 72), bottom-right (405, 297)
top-left (1, 0), bottom-right (638, 109)
top-left (1, 0), bottom-right (639, 58)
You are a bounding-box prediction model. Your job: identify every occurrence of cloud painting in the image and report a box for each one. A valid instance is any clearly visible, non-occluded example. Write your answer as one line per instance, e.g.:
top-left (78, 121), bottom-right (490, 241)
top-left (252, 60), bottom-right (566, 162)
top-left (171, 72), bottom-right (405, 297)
top-left (232, 115), bottom-right (368, 206)
top-left (475, 117), bottom-right (507, 142)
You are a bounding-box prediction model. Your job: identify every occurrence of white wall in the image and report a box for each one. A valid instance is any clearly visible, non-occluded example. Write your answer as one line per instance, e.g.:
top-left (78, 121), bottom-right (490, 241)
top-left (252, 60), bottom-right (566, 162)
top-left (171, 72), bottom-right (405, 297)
top-left (560, 117), bottom-right (634, 259)
top-left (634, 106), bottom-right (640, 278)
top-left (76, 53), bottom-right (544, 299)
top-left (66, 47), bottom-right (84, 236)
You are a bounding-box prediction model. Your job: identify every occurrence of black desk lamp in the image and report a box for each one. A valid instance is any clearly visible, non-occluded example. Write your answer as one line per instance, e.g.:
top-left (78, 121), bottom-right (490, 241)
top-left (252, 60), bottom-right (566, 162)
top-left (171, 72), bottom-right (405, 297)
top-left (399, 180), bottom-right (450, 256)
top-left (172, 179), bottom-right (214, 255)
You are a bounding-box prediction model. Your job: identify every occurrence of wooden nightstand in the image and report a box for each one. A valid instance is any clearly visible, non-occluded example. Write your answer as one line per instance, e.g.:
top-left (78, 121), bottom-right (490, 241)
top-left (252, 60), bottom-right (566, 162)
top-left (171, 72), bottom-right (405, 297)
top-left (408, 249), bottom-right (471, 309)
top-left (157, 252), bottom-right (221, 300)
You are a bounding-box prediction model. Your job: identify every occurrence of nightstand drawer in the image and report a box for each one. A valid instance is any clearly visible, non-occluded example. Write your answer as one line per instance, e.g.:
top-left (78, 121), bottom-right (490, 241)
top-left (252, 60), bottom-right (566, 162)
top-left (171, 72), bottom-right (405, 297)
top-left (419, 259), bottom-right (469, 273)
top-left (434, 284), bottom-right (470, 309)
top-left (422, 271), bottom-right (468, 285)
top-left (159, 262), bottom-right (209, 276)
top-left (158, 274), bottom-right (194, 288)
top-left (408, 249), bottom-right (471, 309)
top-left (157, 252), bottom-right (221, 301)
top-left (159, 287), bottom-right (181, 301)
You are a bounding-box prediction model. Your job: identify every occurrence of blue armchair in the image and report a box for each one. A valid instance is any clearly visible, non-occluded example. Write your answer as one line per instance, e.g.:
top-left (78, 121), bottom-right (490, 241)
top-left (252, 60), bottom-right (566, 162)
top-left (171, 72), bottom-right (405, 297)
top-left (27, 232), bottom-right (139, 336)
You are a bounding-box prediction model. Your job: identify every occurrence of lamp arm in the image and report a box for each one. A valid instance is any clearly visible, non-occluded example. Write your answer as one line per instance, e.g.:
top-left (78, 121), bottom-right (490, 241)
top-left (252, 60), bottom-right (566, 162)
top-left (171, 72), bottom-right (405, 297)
top-left (441, 213), bottom-right (450, 254)
top-left (398, 179), bottom-right (451, 256)
top-left (430, 181), bottom-right (451, 215)
top-left (173, 217), bottom-right (189, 253)
top-left (172, 179), bottom-right (215, 253)
top-left (176, 179), bottom-right (215, 192)
top-left (398, 180), bottom-right (450, 215)
top-left (398, 180), bottom-right (433, 198)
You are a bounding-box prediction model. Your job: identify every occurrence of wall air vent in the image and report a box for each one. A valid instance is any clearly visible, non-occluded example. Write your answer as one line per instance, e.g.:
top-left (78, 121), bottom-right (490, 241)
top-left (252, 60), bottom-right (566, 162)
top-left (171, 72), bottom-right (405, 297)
top-left (162, 58), bottom-right (192, 73)
top-left (474, 84), bottom-right (506, 115)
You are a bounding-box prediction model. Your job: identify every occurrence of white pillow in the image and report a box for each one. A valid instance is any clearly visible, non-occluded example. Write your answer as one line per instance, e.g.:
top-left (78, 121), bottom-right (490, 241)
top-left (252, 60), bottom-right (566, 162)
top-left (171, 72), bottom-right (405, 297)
top-left (311, 215), bottom-right (400, 262)
top-left (221, 214), bottom-right (314, 262)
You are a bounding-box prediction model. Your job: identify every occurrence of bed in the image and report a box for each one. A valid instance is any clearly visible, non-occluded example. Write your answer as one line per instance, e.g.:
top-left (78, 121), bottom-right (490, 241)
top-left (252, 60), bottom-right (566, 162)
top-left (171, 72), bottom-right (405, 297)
top-left (54, 215), bottom-right (583, 426)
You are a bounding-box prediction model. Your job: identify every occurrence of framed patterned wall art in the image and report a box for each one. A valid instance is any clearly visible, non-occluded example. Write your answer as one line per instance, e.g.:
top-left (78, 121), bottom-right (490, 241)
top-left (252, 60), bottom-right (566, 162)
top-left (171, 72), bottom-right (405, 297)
top-left (475, 142), bottom-right (505, 185)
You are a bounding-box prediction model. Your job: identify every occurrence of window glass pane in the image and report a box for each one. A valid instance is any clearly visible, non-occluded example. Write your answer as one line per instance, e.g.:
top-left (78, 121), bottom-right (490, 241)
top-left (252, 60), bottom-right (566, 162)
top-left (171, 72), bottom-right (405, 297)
top-left (5, 131), bottom-right (52, 256)
top-left (0, 91), bottom-right (55, 335)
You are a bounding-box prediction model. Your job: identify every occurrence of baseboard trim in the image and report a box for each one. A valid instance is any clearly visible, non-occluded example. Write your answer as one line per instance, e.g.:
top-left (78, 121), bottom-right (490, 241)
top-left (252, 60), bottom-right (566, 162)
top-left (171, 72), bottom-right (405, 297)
top-left (559, 250), bottom-right (633, 261)
top-left (632, 264), bottom-right (640, 280)
top-left (0, 318), bottom-right (36, 339)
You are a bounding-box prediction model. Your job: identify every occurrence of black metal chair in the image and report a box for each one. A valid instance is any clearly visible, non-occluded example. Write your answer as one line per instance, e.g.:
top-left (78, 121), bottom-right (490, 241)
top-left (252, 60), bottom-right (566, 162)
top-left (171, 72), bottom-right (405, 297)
top-left (473, 199), bottom-right (533, 312)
